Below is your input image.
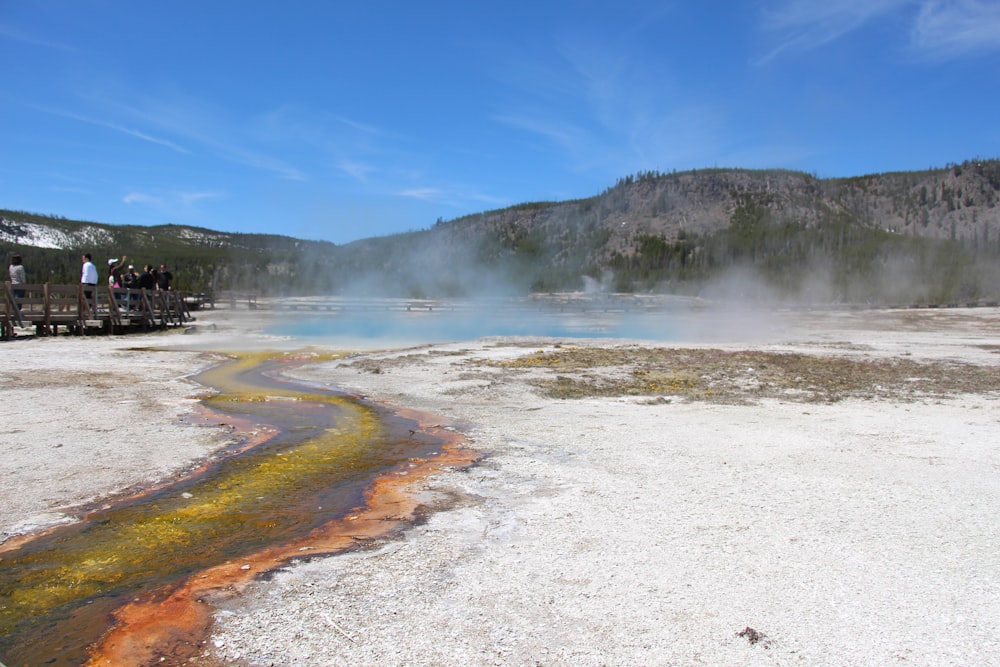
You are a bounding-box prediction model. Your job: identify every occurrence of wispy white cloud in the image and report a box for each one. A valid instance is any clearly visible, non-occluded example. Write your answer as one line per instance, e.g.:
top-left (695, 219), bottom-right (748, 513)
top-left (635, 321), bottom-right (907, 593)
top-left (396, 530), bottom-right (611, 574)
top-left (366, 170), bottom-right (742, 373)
top-left (94, 92), bottom-right (306, 180)
top-left (338, 159), bottom-right (375, 182)
top-left (123, 192), bottom-right (163, 206)
top-left (468, 191), bottom-right (509, 207)
top-left (911, 0), bottom-right (1000, 59)
top-left (757, 0), bottom-right (1000, 62)
top-left (178, 191), bottom-right (225, 205)
top-left (756, 0), bottom-right (910, 63)
top-left (761, 0), bottom-right (908, 33)
top-left (124, 190), bottom-right (223, 208)
top-left (0, 23), bottom-right (75, 51)
top-left (491, 40), bottom-right (637, 173)
top-left (397, 188), bottom-right (444, 202)
top-left (36, 105), bottom-right (190, 154)
top-left (330, 114), bottom-right (384, 136)
top-left (490, 112), bottom-right (587, 152)
top-left (215, 144), bottom-right (305, 181)
top-left (396, 186), bottom-right (506, 211)
top-left (112, 125), bottom-right (190, 154)
top-left (492, 31), bottom-right (725, 178)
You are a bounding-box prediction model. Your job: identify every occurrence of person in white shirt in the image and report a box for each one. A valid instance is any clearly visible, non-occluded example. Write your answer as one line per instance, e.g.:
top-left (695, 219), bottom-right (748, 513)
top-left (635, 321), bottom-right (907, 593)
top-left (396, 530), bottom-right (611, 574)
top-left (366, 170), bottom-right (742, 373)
top-left (80, 253), bottom-right (98, 286)
top-left (8, 253), bottom-right (26, 286)
top-left (81, 253), bottom-right (98, 312)
top-left (8, 253), bottom-right (26, 308)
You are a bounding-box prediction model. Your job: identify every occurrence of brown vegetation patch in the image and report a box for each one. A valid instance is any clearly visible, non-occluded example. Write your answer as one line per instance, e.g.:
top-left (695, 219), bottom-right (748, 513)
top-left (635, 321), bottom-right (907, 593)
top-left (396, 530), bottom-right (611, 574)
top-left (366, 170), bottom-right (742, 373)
top-left (477, 347), bottom-right (1000, 403)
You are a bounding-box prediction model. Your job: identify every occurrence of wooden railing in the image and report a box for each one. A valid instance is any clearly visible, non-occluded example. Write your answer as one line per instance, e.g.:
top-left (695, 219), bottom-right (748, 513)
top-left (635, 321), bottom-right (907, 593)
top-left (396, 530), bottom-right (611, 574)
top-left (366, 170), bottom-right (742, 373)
top-left (2, 282), bottom-right (193, 339)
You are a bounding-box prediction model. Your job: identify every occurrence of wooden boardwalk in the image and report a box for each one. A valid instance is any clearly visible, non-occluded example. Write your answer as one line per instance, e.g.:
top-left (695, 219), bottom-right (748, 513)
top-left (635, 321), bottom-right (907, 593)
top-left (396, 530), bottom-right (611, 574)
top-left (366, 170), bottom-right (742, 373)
top-left (2, 282), bottom-right (193, 339)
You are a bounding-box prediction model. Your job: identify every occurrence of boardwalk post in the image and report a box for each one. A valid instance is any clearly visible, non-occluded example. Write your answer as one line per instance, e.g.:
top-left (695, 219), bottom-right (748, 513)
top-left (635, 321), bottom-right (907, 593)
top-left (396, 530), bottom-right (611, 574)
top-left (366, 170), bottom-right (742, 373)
top-left (43, 283), bottom-right (52, 336)
top-left (1, 281), bottom-right (22, 339)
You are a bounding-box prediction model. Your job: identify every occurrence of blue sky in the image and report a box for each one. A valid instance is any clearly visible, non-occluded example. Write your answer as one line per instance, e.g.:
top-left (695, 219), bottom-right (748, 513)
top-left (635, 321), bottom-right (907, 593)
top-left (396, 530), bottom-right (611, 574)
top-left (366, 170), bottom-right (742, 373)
top-left (2, 1), bottom-right (999, 244)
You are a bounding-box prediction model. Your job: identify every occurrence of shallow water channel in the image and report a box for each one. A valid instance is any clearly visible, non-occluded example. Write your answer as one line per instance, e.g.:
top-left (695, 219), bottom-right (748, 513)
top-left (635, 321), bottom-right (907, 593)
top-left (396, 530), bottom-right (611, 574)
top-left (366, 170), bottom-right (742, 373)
top-left (0, 352), bottom-right (446, 666)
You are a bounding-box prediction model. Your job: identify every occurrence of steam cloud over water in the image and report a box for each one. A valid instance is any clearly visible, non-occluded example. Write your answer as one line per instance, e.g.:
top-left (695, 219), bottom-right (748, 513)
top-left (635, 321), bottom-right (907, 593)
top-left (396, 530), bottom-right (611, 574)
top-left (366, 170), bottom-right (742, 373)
top-left (263, 295), bottom-right (793, 347)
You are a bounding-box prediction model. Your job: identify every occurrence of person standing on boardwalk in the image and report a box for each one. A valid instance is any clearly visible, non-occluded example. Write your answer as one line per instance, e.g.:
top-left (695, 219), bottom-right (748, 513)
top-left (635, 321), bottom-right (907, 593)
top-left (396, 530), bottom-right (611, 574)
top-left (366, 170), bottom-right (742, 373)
top-left (137, 264), bottom-right (157, 291)
top-left (157, 263), bottom-right (173, 291)
top-left (81, 253), bottom-right (98, 311)
top-left (81, 253), bottom-right (98, 286)
top-left (107, 256), bottom-right (127, 288)
top-left (8, 253), bottom-right (26, 307)
top-left (123, 265), bottom-right (139, 289)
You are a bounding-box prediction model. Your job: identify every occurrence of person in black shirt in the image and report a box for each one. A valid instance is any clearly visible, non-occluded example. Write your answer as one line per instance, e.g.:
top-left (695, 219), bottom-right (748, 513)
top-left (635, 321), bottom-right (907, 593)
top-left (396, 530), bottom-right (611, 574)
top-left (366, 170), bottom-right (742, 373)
top-left (122, 265), bottom-right (139, 289)
top-left (157, 263), bottom-right (173, 291)
top-left (137, 265), bottom-right (157, 290)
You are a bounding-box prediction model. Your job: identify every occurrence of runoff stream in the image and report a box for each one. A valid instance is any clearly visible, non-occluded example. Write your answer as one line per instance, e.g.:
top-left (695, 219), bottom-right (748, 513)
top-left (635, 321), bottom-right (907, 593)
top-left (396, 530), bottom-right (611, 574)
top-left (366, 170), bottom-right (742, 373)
top-left (0, 352), bottom-right (456, 666)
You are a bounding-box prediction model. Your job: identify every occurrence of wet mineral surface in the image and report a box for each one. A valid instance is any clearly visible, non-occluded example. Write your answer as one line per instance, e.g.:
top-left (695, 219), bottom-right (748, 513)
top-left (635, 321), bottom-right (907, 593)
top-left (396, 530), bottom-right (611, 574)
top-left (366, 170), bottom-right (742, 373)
top-left (0, 352), bottom-right (473, 666)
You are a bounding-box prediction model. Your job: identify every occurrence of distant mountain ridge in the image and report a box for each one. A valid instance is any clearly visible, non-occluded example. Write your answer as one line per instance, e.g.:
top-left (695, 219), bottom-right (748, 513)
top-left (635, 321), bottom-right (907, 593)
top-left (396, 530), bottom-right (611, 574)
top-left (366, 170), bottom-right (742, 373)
top-left (430, 159), bottom-right (1000, 258)
top-left (4, 158), bottom-right (1000, 304)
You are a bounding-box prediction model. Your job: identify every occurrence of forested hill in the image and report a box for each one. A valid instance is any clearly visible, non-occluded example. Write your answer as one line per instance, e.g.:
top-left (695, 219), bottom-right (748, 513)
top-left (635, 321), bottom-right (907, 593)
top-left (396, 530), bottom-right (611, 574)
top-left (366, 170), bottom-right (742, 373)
top-left (4, 158), bottom-right (1000, 304)
top-left (317, 158), bottom-right (1000, 303)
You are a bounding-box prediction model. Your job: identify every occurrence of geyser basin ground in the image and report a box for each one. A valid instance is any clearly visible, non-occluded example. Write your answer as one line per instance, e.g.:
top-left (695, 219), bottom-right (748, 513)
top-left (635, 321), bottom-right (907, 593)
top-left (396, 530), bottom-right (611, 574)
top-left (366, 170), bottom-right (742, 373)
top-left (2, 304), bottom-right (999, 665)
